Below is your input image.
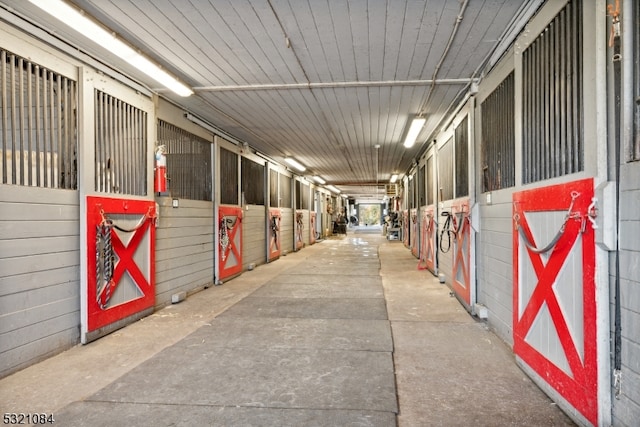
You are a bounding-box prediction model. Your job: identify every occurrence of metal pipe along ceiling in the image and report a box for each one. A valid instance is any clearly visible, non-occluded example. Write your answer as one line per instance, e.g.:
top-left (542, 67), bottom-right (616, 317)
top-left (192, 79), bottom-right (474, 92)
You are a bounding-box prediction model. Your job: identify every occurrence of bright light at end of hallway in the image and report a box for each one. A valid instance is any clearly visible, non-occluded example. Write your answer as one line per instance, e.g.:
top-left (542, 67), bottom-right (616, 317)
top-left (27, 0), bottom-right (193, 97)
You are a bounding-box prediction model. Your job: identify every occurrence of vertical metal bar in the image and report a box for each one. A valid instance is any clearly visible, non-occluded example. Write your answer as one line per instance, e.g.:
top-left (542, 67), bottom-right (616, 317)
top-left (18, 57), bottom-right (25, 186)
top-left (575, 0), bottom-right (583, 172)
top-left (124, 102), bottom-right (130, 195)
top-left (551, 17), bottom-right (558, 178)
top-left (1, 50), bottom-right (7, 184)
top-left (10, 54), bottom-right (18, 185)
top-left (56, 74), bottom-right (62, 188)
top-left (105, 92), bottom-right (111, 192)
top-left (34, 65), bottom-right (41, 187)
top-left (26, 60), bottom-right (33, 186)
top-left (568, 0), bottom-right (576, 172)
top-left (49, 70), bottom-right (56, 187)
top-left (558, 9), bottom-right (566, 176)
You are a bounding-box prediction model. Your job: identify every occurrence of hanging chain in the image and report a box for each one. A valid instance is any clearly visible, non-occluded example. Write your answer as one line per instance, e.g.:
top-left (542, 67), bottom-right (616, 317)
top-left (513, 191), bottom-right (583, 254)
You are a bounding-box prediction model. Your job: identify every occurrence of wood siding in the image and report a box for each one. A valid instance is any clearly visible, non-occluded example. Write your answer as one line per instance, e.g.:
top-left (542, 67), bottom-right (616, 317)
top-left (615, 163), bottom-right (640, 426)
top-left (155, 197), bottom-right (213, 308)
top-left (242, 205), bottom-right (266, 270)
top-left (0, 186), bottom-right (80, 378)
top-left (476, 191), bottom-right (515, 345)
top-left (280, 208), bottom-right (294, 254)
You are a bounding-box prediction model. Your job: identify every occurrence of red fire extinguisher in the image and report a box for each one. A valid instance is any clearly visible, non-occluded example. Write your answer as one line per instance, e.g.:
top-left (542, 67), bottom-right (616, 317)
top-left (154, 145), bottom-right (167, 194)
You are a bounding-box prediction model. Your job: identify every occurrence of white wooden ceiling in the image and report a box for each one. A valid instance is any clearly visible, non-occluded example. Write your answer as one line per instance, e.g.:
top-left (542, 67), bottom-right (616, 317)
top-left (0, 0), bottom-right (528, 199)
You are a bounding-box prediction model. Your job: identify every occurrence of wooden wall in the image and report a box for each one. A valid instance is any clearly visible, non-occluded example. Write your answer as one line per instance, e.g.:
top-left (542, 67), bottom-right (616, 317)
top-left (155, 197), bottom-right (214, 308)
top-left (0, 186), bottom-right (80, 377)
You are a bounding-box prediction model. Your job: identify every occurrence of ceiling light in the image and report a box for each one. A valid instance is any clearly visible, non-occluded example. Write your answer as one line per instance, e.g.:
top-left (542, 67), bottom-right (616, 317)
top-left (390, 174), bottom-right (398, 183)
top-left (284, 157), bottom-right (306, 172)
top-left (326, 185), bottom-right (340, 194)
top-left (28, 0), bottom-right (193, 97)
top-left (403, 117), bottom-right (426, 148)
top-left (313, 176), bottom-right (326, 185)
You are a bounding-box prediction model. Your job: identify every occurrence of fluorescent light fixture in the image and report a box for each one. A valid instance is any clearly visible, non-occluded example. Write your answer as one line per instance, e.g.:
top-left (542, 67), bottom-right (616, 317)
top-left (313, 176), bottom-right (326, 185)
top-left (284, 157), bottom-right (306, 172)
top-left (390, 174), bottom-right (398, 183)
top-left (28, 0), bottom-right (193, 97)
top-left (326, 185), bottom-right (340, 194)
top-left (403, 117), bottom-right (426, 148)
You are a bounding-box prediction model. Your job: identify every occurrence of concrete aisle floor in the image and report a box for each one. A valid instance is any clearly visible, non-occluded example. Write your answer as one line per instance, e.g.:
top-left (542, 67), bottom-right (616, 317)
top-left (0, 231), bottom-right (575, 426)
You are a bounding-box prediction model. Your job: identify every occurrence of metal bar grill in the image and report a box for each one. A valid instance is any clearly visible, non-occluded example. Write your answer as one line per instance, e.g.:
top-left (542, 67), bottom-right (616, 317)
top-left (481, 72), bottom-right (515, 192)
top-left (0, 49), bottom-right (77, 188)
top-left (270, 169), bottom-right (278, 207)
top-left (157, 120), bottom-right (212, 201)
top-left (522, 0), bottom-right (583, 184)
top-left (418, 165), bottom-right (425, 206)
top-left (439, 138), bottom-right (453, 201)
top-left (280, 173), bottom-right (291, 207)
top-left (94, 90), bottom-right (147, 195)
top-left (426, 154), bottom-right (434, 205)
top-left (455, 116), bottom-right (469, 198)
top-left (220, 147), bottom-right (239, 205)
top-left (241, 157), bottom-right (265, 205)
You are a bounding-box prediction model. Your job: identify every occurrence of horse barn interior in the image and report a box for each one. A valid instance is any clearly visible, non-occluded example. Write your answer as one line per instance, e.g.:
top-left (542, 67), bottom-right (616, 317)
top-left (0, 0), bottom-right (639, 425)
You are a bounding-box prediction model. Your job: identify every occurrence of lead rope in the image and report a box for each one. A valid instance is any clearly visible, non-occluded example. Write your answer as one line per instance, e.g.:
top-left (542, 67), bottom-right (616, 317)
top-left (220, 216), bottom-right (230, 261)
top-left (96, 217), bottom-right (115, 309)
top-left (609, 0), bottom-right (623, 399)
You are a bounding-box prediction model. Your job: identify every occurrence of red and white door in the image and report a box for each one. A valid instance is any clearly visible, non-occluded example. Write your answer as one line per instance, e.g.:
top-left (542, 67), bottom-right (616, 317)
top-left (85, 196), bottom-right (156, 340)
top-left (513, 178), bottom-right (600, 426)
top-left (295, 210), bottom-right (304, 250)
top-left (217, 205), bottom-right (243, 280)
top-left (310, 211), bottom-right (317, 245)
top-left (268, 208), bottom-right (281, 261)
top-left (451, 198), bottom-right (471, 308)
top-left (402, 210), bottom-right (409, 247)
top-left (418, 206), bottom-right (437, 274)
top-left (410, 208), bottom-right (419, 258)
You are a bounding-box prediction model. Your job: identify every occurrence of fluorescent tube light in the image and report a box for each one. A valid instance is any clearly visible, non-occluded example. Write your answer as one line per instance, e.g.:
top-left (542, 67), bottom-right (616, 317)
top-left (313, 176), bottom-right (326, 185)
top-left (390, 174), bottom-right (398, 183)
top-left (403, 117), bottom-right (426, 148)
top-left (326, 185), bottom-right (340, 194)
top-left (284, 157), bottom-right (306, 172)
top-left (28, 0), bottom-right (193, 97)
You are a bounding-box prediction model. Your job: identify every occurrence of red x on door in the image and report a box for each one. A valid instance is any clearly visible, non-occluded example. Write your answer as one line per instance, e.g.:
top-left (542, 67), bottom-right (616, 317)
top-left (513, 178), bottom-right (597, 425)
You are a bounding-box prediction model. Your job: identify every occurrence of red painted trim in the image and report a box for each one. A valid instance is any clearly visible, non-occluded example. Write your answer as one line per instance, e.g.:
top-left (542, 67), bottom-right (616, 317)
top-left (513, 178), bottom-right (597, 425)
top-left (86, 196), bottom-right (156, 332)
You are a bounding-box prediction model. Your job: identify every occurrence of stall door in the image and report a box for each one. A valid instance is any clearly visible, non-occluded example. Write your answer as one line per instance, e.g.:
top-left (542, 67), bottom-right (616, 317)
top-left (310, 211), bottom-right (317, 245)
top-left (418, 207), bottom-right (437, 274)
top-left (513, 178), bottom-right (598, 425)
top-left (268, 208), bottom-right (281, 261)
top-left (218, 206), bottom-right (243, 280)
top-left (86, 196), bottom-right (156, 337)
top-left (402, 210), bottom-right (409, 247)
top-left (295, 210), bottom-right (304, 250)
top-left (451, 199), bottom-right (471, 307)
top-left (410, 208), bottom-right (419, 258)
